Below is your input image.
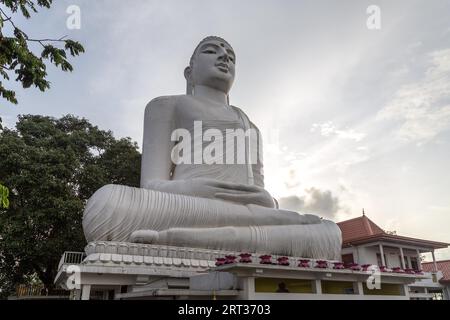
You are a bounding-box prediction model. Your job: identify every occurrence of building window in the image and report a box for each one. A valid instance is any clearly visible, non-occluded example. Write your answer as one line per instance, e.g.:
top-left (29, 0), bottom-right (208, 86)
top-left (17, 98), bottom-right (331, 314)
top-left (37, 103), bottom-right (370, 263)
top-left (410, 257), bottom-right (419, 270)
top-left (255, 278), bottom-right (313, 294)
top-left (376, 253), bottom-right (387, 266)
top-left (342, 254), bottom-right (354, 265)
top-left (398, 255), bottom-right (409, 268)
top-left (321, 281), bottom-right (356, 295)
top-left (404, 256), bottom-right (409, 268)
top-left (363, 283), bottom-right (403, 296)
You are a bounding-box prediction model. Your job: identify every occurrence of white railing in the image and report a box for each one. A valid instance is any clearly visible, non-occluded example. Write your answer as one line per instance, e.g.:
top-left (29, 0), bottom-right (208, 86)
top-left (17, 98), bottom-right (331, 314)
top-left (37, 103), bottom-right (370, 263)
top-left (421, 271), bottom-right (443, 282)
top-left (409, 292), bottom-right (434, 299)
top-left (16, 284), bottom-right (69, 298)
top-left (58, 251), bottom-right (85, 271)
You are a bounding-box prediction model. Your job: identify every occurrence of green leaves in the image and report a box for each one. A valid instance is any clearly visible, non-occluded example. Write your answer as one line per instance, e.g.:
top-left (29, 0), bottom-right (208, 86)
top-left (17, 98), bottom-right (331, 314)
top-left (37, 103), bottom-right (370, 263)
top-left (0, 85), bottom-right (18, 104)
top-left (0, 115), bottom-right (141, 295)
top-left (0, 0), bottom-right (84, 105)
top-left (0, 183), bottom-right (10, 208)
top-left (41, 45), bottom-right (73, 72)
top-left (64, 40), bottom-right (85, 56)
top-left (1, 0), bottom-right (53, 19)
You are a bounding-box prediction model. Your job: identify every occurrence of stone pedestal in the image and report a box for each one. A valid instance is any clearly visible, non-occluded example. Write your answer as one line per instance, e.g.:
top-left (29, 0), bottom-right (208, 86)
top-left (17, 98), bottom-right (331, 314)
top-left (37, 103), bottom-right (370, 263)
top-left (54, 241), bottom-right (427, 300)
top-left (54, 241), bottom-right (337, 299)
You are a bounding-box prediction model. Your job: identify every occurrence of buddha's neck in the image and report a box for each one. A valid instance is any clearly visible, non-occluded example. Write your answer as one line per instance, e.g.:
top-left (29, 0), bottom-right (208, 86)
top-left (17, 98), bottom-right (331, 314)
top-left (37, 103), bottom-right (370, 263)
top-left (193, 85), bottom-right (228, 106)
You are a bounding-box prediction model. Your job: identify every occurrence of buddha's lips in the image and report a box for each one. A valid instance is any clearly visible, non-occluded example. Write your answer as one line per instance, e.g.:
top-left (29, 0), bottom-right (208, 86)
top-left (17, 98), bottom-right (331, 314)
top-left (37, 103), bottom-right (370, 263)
top-left (216, 63), bottom-right (229, 72)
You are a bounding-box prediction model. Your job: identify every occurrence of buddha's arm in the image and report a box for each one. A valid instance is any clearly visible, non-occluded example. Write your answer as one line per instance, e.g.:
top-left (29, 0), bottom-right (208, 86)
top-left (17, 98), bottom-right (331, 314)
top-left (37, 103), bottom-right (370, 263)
top-left (251, 121), bottom-right (265, 188)
top-left (251, 123), bottom-right (280, 208)
top-left (213, 122), bottom-right (275, 208)
top-left (209, 119), bottom-right (279, 208)
top-left (140, 96), bottom-right (177, 187)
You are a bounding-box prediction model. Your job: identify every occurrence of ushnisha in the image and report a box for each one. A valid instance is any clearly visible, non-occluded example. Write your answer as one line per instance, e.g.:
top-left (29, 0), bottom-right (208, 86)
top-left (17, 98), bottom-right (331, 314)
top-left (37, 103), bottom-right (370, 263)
top-left (82, 36), bottom-right (342, 259)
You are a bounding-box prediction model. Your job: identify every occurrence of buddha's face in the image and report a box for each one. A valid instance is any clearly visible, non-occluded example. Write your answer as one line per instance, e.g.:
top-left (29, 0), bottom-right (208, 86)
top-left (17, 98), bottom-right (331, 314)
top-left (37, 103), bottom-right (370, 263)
top-left (188, 39), bottom-right (236, 94)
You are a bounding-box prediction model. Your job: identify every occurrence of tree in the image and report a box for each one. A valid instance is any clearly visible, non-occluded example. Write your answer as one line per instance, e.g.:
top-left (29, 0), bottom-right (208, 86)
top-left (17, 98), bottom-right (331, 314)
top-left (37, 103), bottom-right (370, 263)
top-left (0, 114), bottom-right (141, 297)
top-left (0, 0), bottom-right (84, 105)
top-left (0, 183), bottom-right (9, 208)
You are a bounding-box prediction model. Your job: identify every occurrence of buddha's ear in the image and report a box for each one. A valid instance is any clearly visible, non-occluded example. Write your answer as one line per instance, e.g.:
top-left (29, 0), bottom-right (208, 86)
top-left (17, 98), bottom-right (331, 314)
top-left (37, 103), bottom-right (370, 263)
top-left (184, 66), bottom-right (192, 81)
top-left (184, 66), bottom-right (193, 95)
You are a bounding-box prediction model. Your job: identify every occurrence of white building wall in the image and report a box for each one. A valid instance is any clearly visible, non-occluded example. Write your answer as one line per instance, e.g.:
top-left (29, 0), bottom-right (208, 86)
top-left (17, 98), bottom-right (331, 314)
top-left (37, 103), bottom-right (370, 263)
top-left (384, 248), bottom-right (401, 268)
top-left (360, 247), bottom-right (380, 266)
top-left (354, 245), bottom-right (406, 268)
top-left (341, 248), bottom-right (354, 255)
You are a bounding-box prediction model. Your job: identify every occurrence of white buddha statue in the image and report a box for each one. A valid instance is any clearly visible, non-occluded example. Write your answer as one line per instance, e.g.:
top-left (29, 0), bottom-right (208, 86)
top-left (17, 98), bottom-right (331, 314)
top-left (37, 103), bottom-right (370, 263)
top-left (82, 36), bottom-right (342, 260)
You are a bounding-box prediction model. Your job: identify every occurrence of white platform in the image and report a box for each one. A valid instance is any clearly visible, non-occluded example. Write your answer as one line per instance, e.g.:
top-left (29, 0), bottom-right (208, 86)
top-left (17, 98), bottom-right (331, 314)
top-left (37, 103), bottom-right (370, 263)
top-left (54, 242), bottom-right (427, 300)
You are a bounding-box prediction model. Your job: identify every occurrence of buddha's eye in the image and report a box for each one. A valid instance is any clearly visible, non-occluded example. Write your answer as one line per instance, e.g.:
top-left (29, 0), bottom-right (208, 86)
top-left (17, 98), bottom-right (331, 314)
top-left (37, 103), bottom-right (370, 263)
top-left (203, 50), bottom-right (216, 54)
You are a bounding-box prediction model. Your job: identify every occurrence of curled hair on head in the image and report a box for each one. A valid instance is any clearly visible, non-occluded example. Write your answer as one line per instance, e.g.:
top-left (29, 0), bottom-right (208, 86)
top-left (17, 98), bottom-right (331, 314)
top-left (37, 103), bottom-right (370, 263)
top-left (186, 36), bottom-right (235, 100)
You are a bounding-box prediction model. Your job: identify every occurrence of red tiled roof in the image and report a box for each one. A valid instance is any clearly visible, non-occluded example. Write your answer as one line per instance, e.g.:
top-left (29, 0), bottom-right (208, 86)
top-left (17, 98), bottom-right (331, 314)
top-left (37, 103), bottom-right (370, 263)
top-left (422, 260), bottom-right (450, 283)
top-left (337, 215), bottom-right (385, 243)
top-left (337, 215), bottom-right (449, 249)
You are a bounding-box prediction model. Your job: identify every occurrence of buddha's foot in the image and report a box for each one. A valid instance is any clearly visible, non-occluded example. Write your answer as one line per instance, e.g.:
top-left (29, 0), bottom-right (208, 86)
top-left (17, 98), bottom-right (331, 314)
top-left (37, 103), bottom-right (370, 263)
top-left (130, 230), bottom-right (159, 243)
top-left (130, 227), bottom-right (243, 248)
top-left (128, 221), bottom-right (342, 260)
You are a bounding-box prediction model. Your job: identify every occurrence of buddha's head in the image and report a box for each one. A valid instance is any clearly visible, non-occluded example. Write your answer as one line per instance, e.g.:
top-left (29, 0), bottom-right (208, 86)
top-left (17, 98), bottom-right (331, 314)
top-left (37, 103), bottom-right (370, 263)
top-left (185, 36), bottom-right (236, 96)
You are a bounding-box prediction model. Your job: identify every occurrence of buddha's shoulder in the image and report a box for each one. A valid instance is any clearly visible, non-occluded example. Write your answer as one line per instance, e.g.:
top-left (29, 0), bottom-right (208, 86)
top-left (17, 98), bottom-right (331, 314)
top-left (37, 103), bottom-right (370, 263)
top-left (146, 95), bottom-right (184, 108)
top-left (145, 95), bottom-right (191, 114)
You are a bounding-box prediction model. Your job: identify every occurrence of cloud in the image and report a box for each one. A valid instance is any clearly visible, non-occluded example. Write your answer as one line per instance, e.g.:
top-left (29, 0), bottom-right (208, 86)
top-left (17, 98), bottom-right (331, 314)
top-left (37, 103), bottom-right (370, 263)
top-left (377, 48), bottom-right (450, 144)
top-left (279, 187), bottom-right (341, 218)
top-left (311, 121), bottom-right (366, 142)
top-left (0, 115), bottom-right (17, 130)
top-left (278, 195), bottom-right (305, 211)
top-left (428, 205), bottom-right (450, 214)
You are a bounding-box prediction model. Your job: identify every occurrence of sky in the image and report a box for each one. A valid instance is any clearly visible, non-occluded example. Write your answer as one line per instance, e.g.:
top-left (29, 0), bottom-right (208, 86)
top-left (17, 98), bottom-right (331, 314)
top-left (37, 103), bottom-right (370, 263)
top-left (1, 0), bottom-right (449, 261)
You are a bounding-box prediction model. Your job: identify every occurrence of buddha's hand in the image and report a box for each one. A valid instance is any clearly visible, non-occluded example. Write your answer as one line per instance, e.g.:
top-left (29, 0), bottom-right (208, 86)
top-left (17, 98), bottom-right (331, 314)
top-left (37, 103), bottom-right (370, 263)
top-left (210, 180), bottom-right (275, 208)
top-left (184, 178), bottom-right (275, 208)
top-left (144, 178), bottom-right (275, 208)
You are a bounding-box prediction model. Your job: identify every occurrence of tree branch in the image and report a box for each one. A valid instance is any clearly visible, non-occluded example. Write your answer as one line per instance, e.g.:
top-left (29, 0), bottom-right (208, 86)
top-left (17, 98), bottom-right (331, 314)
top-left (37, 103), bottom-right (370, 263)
top-left (0, 8), bottom-right (67, 46)
top-left (0, 8), bottom-right (20, 31)
top-left (27, 35), bottom-right (68, 43)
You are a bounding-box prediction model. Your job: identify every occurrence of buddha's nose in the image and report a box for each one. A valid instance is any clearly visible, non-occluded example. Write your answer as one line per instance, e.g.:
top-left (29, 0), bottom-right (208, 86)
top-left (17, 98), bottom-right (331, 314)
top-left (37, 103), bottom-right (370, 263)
top-left (218, 50), bottom-right (230, 62)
